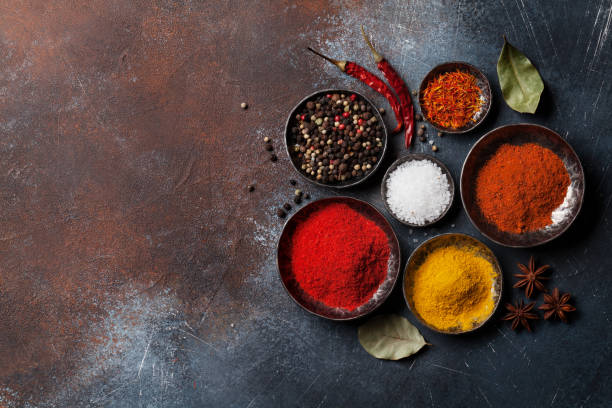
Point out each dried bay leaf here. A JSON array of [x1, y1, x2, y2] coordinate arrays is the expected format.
[[358, 314, 427, 360], [497, 36, 544, 113]]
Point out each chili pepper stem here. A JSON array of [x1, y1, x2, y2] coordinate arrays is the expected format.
[[361, 26, 383, 63], [307, 47, 347, 71]]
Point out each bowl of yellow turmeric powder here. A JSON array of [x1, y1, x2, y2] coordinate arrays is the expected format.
[[403, 233, 502, 334]]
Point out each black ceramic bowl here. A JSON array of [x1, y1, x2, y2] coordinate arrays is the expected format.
[[381, 153, 455, 227], [284, 89, 388, 189], [461, 124, 585, 248], [277, 196, 401, 320], [418, 61, 492, 134], [403, 233, 503, 334]]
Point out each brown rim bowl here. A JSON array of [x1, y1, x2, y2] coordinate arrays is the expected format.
[[418, 61, 492, 134], [381, 153, 455, 227], [403, 233, 503, 334], [277, 196, 401, 320], [461, 123, 585, 248], [284, 89, 388, 189]]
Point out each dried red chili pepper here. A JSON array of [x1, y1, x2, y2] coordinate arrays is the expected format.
[[307, 47, 403, 133], [361, 27, 414, 148]]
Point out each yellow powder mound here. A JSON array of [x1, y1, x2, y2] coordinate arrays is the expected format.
[[410, 246, 496, 331]]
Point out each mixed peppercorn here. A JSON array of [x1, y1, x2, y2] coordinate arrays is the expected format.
[[289, 93, 385, 185], [276, 183, 311, 218]]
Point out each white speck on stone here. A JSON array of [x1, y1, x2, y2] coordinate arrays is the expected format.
[[252, 219, 278, 249], [385, 159, 452, 225]]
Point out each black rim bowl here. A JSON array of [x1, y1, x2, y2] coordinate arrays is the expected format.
[[461, 123, 585, 248], [403, 233, 503, 334], [277, 196, 401, 320], [381, 153, 455, 227], [418, 61, 492, 134], [284, 89, 388, 189]]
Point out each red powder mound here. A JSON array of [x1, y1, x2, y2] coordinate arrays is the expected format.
[[475, 143, 571, 233], [289, 203, 390, 311]]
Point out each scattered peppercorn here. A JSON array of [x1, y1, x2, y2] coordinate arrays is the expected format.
[[420, 124, 426, 130], [265, 143, 273, 151], [432, 145, 438, 152], [294, 195, 302, 204], [379, 107, 385, 114], [412, 90, 418, 96], [289, 179, 297, 185], [415, 113, 423, 121], [295, 189, 302, 196], [417, 128, 424, 137], [276, 208, 286, 218], [270, 154, 277, 162], [419, 136, 426, 142], [283, 203, 292, 211], [240, 102, 248, 109], [247, 184, 255, 192]]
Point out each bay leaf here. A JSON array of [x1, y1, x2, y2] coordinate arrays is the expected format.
[[358, 314, 427, 360], [497, 36, 544, 113]]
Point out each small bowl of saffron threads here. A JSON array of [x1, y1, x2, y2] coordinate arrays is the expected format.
[[418, 62, 492, 134], [403, 233, 503, 335], [276, 196, 401, 320]]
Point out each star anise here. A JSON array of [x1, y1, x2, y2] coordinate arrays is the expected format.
[[514, 256, 550, 298], [502, 300, 539, 332], [538, 288, 576, 323]]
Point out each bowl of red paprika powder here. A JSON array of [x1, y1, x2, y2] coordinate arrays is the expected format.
[[461, 124, 585, 247], [277, 196, 401, 320]]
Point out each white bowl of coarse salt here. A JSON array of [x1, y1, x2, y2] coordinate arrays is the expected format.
[[381, 154, 455, 227]]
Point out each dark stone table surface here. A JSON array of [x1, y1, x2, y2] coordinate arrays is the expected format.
[[0, 1, 611, 407]]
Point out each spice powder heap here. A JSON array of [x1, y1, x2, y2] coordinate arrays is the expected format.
[[409, 245, 496, 331], [421, 70, 483, 129], [289, 202, 390, 311], [475, 143, 570, 233], [385, 159, 451, 225]]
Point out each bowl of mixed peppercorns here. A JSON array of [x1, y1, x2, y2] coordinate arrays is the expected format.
[[285, 89, 388, 188]]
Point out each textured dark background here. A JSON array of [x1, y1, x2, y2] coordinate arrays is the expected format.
[[0, 0, 611, 407]]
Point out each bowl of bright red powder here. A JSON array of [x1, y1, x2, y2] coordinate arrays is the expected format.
[[461, 124, 585, 247], [277, 196, 401, 320]]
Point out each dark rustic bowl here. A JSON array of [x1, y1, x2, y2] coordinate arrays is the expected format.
[[461, 124, 585, 248], [284, 89, 388, 189], [277, 196, 401, 320], [403, 233, 503, 334], [381, 153, 455, 227], [418, 62, 492, 134]]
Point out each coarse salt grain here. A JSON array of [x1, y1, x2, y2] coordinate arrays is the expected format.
[[386, 159, 452, 225]]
